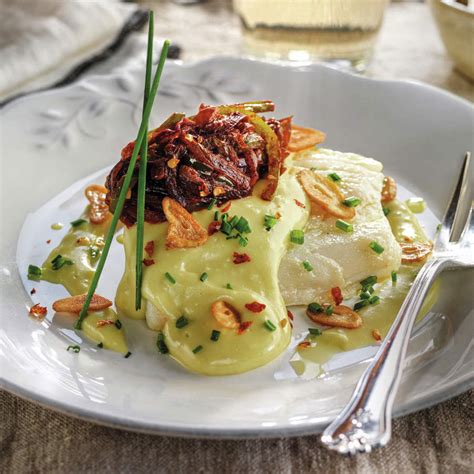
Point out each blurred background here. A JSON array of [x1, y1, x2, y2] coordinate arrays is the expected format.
[[0, 0, 472, 104]]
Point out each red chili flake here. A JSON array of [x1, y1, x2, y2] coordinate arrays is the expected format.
[[331, 287, 343, 305], [208, 221, 221, 236], [233, 252, 251, 264], [372, 329, 382, 342], [238, 321, 253, 334], [30, 288, 36, 295], [245, 301, 266, 313], [46, 239, 52, 244], [29, 303, 47, 319], [144, 240, 154, 257], [96, 320, 115, 328], [298, 341, 311, 349], [220, 201, 232, 213], [143, 259, 155, 267], [294, 199, 306, 209], [287, 310, 294, 321]]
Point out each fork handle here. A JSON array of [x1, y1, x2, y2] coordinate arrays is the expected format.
[[321, 257, 449, 454]]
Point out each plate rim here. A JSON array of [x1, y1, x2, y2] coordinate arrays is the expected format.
[[1, 56, 473, 438]]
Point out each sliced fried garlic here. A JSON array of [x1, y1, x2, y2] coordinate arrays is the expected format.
[[162, 197, 208, 249], [52, 293, 112, 314], [211, 300, 241, 329], [288, 125, 326, 153], [381, 176, 397, 202], [297, 169, 356, 220], [400, 241, 433, 263], [306, 304, 362, 329], [85, 184, 111, 224]]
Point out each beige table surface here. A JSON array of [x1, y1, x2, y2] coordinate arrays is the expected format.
[[1, 1, 473, 473]]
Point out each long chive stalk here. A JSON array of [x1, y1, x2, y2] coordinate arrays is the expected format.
[[75, 36, 170, 330], [135, 11, 154, 311]]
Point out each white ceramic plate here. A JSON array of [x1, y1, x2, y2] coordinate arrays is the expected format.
[[1, 58, 473, 438]]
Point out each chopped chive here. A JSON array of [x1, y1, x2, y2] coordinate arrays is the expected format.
[[192, 345, 203, 354], [436, 223, 441, 232], [124, 351, 132, 358], [238, 236, 248, 247], [308, 328, 322, 336], [165, 272, 176, 284], [70, 218, 87, 227], [207, 198, 217, 210], [157, 331, 169, 354], [27, 264, 42, 281], [290, 229, 304, 245], [391, 271, 397, 283], [325, 305, 334, 315], [369, 295, 380, 305], [383, 207, 391, 216], [135, 11, 155, 312], [328, 172, 341, 182], [97, 342, 103, 348], [74, 36, 171, 330], [213, 210, 219, 221], [342, 197, 361, 208], [115, 319, 122, 329], [220, 221, 233, 235], [335, 219, 353, 233], [264, 320, 276, 332], [67, 345, 80, 353], [308, 302, 323, 313], [226, 283, 233, 289], [176, 315, 189, 328], [302, 260, 313, 272], [229, 215, 239, 228], [354, 300, 369, 311], [235, 216, 251, 234], [210, 330, 221, 342], [264, 214, 277, 231], [360, 275, 377, 287], [199, 272, 208, 282], [368, 286, 375, 294], [51, 255, 74, 270], [369, 241, 385, 254], [360, 292, 371, 300]]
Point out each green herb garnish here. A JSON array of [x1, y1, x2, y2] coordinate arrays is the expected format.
[[308, 328, 322, 336], [135, 12, 155, 312], [391, 271, 397, 283], [369, 241, 385, 254], [308, 302, 323, 313], [207, 198, 217, 210], [192, 345, 203, 354], [70, 218, 87, 227], [176, 315, 189, 328], [157, 331, 169, 354], [360, 292, 371, 300], [325, 305, 334, 315], [74, 28, 170, 330], [115, 320, 122, 330], [264, 320, 276, 332], [336, 219, 353, 233], [383, 207, 391, 216], [199, 272, 208, 282], [354, 300, 369, 311], [290, 229, 304, 245], [27, 264, 42, 281], [360, 275, 377, 287], [97, 342, 103, 349], [51, 255, 74, 270], [226, 283, 233, 289], [328, 172, 341, 182], [235, 216, 251, 234], [210, 330, 221, 342], [67, 345, 80, 353], [165, 272, 176, 284], [369, 295, 380, 305], [302, 260, 313, 272], [342, 197, 361, 208], [264, 214, 277, 231]]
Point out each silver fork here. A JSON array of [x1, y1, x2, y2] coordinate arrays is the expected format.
[[321, 152, 473, 455]]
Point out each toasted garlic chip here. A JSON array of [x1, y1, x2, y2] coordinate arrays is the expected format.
[[381, 176, 397, 202], [162, 197, 208, 249], [400, 241, 433, 263], [288, 125, 326, 153], [298, 170, 356, 220], [306, 304, 362, 329], [85, 184, 111, 224], [211, 300, 241, 329], [52, 293, 112, 314]]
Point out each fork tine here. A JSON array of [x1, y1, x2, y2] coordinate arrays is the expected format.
[[437, 152, 472, 247]]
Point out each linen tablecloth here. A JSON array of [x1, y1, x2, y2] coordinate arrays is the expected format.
[[1, 1, 473, 472]]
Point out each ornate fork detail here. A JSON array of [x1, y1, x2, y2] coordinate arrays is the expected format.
[[321, 152, 473, 454]]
